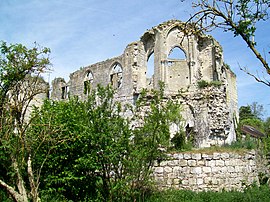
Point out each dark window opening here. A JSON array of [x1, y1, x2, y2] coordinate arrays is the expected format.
[[84, 71, 94, 95], [110, 63, 123, 89], [185, 124, 194, 141], [213, 70, 219, 81], [61, 86, 66, 99]]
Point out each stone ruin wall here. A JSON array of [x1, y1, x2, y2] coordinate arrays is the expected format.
[[51, 20, 238, 148], [153, 150, 259, 191]]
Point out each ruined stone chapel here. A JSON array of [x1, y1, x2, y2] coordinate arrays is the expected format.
[[51, 20, 238, 148]]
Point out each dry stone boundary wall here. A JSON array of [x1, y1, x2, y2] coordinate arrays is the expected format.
[[153, 150, 259, 191]]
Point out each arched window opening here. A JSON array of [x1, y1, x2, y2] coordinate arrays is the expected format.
[[213, 69, 219, 81], [84, 71, 94, 95], [168, 47, 186, 60], [110, 63, 123, 89], [146, 52, 154, 85], [61, 86, 66, 99]]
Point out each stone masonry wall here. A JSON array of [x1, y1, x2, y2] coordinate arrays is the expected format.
[[153, 151, 259, 191], [51, 20, 238, 148]]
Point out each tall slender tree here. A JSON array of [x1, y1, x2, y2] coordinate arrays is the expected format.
[[0, 41, 51, 202]]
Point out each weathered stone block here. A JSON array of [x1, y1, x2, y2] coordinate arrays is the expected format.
[[197, 178, 204, 185], [181, 167, 190, 173], [160, 161, 167, 166], [168, 160, 179, 166], [189, 178, 196, 185], [211, 166, 220, 173], [173, 153, 183, 159], [192, 153, 202, 160], [202, 154, 212, 159], [173, 166, 181, 174], [202, 166, 211, 173], [216, 160, 225, 167], [179, 159, 188, 166], [221, 167, 227, 173], [235, 166, 242, 173], [197, 160, 205, 166], [182, 179, 189, 185], [155, 167, 164, 174], [227, 166, 234, 173], [249, 160, 256, 166], [173, 179, 180, 185], [168, 173, 175, 179], [187, 160, 197, 167], [205, 160, 215, 167], [164, 166, 173, 173], [220, 153, 229, 159], [184, 153, 191, 159], [191, 167, 202, 175], [224, 160, 231, 166], [213, 152, 221, 159], [167, 178, 173, 185]]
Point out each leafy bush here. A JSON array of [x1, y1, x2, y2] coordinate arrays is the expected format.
[[197, 80, 222, 89], [30, 83, 183, 202], [171, 131, 193, 151], [197, 80, 209, 88]]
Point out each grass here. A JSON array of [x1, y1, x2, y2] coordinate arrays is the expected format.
[[169, 138, 258, 155], [145, 185, 270, 202]]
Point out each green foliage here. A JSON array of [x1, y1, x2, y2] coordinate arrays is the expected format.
[[262, 117, 270, 156], [0, 41, 50, 108], [264, 117, 270, 136], [224, 63, 231, 70], [171, 131, 193, 151], [224, 138, 257, 150], [31, 82, 183, 201], [0, 41, 51, 202], [0, 189, 13, 202], [237, 103, 265, 141], [239, 105, 256, 121], [197, 80, 222, 89], [197, 80, 209, 88], [145, 184, 270, 202]]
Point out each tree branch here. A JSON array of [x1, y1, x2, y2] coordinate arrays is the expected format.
[[0, 179, 27, 202]]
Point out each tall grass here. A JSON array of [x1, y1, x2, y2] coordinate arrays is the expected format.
[[145, 185, 270, 202]]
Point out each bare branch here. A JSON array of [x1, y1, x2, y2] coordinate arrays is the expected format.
[[240, 66, 270, 86], [187, 0, 270, 87]]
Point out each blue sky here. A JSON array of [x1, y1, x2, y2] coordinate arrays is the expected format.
[[1, 0, 270, 117]]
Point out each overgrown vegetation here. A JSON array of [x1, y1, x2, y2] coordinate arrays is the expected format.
[[0, 43, 184, 202], [0, 41, 51, 202], [197, 80, 222, 89], [1, 41, 270, 201], [145, 184, 270, 202], [29, 83, 184, 201]]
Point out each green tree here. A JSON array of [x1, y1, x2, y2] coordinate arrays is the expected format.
[[0, 41, 51, 202], [264, 117, 270, 135], [239, 105, 256, 121], [249, 102, 265, 119], [31, 83, 183, 201], [186, 0, 270, 86]]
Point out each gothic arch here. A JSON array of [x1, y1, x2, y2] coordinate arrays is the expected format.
[[84, 70, 94, 95], [168, 46, 186, 60], [110, 62, 123, 89]]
